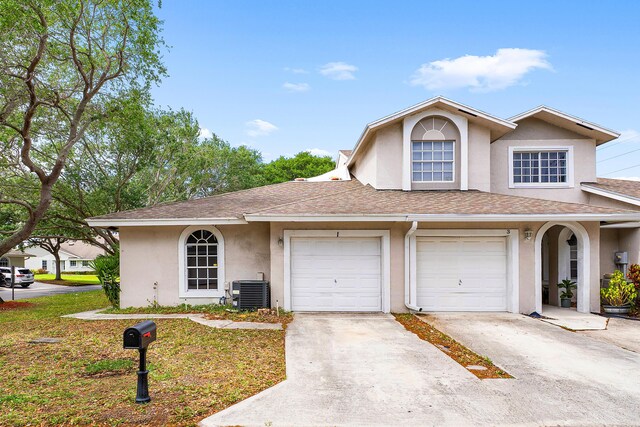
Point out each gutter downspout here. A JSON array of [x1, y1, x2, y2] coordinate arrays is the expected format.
[[404, 221, 423, 312]]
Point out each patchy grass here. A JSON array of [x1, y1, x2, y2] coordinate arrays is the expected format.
[[0, 291, 286, 426], [394, 313, 512, 379], [34, 274, 100, 286], [104, 303, 293, 326]]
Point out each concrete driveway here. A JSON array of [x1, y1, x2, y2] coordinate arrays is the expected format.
[[0, 281, 101, 300], [201, 312, 640, 427]]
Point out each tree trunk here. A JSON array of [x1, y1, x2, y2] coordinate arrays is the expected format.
[[54, 251, 62, 281]]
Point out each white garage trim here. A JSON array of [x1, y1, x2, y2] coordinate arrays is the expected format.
[[408, 229, 519, 313], [283, 230, 391, 313]]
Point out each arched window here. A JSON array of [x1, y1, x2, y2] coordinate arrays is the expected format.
[[186, 230, 219, 290], [179, 226, 225, 297], [411, 116, 459, 183], [0, 257, 8, 267]]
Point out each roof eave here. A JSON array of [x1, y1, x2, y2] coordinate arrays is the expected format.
[[581, 184, 640, 207], [509, 105, 620, 145], [86, 217, 248, 227], [243, 213, 640, 222]]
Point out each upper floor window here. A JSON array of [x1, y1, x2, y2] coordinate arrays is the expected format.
[[411, 116, 459, 184], [412, 141, 455, 182], [509, 146, 573, 188]]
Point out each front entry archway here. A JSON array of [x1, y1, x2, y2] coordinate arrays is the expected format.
[[534, 222, 591, 314]]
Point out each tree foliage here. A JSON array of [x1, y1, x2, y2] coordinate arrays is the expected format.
[[0, 0, 165, 256], [260, 151, 336, 185]]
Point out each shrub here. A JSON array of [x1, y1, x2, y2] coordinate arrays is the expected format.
[[91, 253, 120, 308], [601, 270, 638, 307], [35, 268, 48, 275], [557, 279, 577, 299]]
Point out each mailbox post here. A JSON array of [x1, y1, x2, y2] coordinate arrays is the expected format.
[[123, 320, 156, 404]]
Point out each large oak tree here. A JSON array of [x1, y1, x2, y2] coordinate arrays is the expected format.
[[0, 0, 165, 256]]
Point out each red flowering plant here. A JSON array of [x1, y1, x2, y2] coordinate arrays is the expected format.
[[626, 264, 640, 310]]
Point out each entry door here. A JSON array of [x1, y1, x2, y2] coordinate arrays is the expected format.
[[290, 237, 382, 311], [416, 236, 507, 311]]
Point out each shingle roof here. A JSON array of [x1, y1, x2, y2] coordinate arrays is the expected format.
[[89, 178, 639, 223], [582, 178, 640, 204]]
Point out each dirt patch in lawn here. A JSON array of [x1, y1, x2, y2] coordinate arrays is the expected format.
[[35, 279, 95, 286], [205, 308, 293, 327], [105, 304, 294, 327], [394, 313, 512, 379], [0, 301, 34, 311]]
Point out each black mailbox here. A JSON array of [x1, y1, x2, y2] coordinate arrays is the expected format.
[[123, 320, 156, 349]]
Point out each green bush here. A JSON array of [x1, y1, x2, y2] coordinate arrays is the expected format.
[[90, 253, 120, 308], [601, 270, 638, 307]]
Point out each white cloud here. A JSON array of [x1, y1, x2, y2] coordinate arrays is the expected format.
[[284, 67, 309, 74], [306, 148, 332, 157], [320, 62, 358, 80], [617, 129, 640, 143], [245, 119, 278, 137], [283, 82, 310, 92], [410, 48, 552, 92], [198, 127, 213, 140]]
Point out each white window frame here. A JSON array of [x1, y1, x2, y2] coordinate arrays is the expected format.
[[42, 260, 47, 270], [411, 140, 456, 183], [178, 225, 225, 298], [0, 257, 8, 267], [69, 260, 77, 267], [508, 146, 574, 189]]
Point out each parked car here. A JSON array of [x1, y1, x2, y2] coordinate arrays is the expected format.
[[0, 267, 34, 288]]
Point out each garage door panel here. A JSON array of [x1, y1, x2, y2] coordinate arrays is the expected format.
[[416, 236, 508, 311], [290, 237, 382, 312]]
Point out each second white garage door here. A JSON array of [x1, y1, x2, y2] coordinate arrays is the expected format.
[[416, 236, 508, 311], [290, 237, 382, 311]]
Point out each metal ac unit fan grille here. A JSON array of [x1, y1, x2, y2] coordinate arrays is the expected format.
[[233, 280, 270, 310]]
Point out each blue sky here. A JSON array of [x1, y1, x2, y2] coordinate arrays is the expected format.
[[151, 1, 640, 178]]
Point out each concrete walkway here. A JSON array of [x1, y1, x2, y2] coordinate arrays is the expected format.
[[63, 309, 282, 330], [540, 305, 608, 330], [201, 312, 640, 427]]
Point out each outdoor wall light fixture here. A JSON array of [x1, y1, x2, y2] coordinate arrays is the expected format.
[[277, 237, 284, 248], [524, 229, 533, 241]]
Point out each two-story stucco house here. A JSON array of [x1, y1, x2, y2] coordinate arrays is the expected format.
[[87, 97, 640, 315]]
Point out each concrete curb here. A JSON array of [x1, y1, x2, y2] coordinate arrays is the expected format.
[[62, 309, 282, 330]]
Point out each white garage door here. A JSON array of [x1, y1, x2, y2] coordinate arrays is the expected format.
[[290, 237, 382, 311], [416, 236, 507, 311]]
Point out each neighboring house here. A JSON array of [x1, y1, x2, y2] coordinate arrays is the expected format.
[[25, 241, 105, 274], [0, 250, 35, 269], [87, 97, 640, 315]]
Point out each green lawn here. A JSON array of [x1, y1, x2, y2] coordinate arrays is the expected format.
[[34, 273, 101, 286], [0, 291, 286, 426]]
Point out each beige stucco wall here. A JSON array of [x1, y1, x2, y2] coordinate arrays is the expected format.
[[600, 228, 619, 275], [468, 123, 491, 191], [375, 123, 403, 189], [118, 220, 602, 313], [351, 138, 378, 188], [119, 223, 271, 308], [491, 118, 596, 204]]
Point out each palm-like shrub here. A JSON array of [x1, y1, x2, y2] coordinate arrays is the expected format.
[[91, 253, 120, 308]]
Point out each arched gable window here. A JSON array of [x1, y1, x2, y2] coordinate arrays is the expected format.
[[179, 226, 225, 297], [410, 116, 460, 183]]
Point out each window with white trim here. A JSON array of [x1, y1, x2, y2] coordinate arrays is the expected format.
[[510, 147, 572, 187], [412, 141, 455, 182], [185, 229, 219, 290], [82, 260, 90, 267], [0, 257, 8, 267], [42, 260, 47, 269], [69, 260, 77, 267]]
